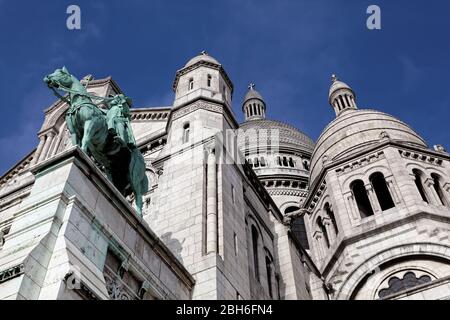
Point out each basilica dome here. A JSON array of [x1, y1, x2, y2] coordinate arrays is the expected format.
[[309, 107, 427, 187], [239, 119, 315, 152]]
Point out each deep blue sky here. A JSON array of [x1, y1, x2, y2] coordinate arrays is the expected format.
[[0, 0, 449, 174]]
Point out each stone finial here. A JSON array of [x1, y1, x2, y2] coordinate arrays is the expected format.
[[200, 50, 208, 55], [248, 83, 255, 90], [434, 144, 446, 152], [331, 74, 338, 82]]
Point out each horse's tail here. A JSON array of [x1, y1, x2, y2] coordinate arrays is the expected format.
[[129, 148, 149, 194]]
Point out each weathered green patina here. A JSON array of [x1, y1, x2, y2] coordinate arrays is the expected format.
[[43, 67, 148, 215]]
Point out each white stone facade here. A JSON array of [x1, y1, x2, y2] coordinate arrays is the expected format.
[[0, 54, 449, 300]]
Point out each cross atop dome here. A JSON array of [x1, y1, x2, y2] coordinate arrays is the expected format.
[[248, 83, 255, 90], [200, 50, 208, 55], [331, 74, 338, 82]]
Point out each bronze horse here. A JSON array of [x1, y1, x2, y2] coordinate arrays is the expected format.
[[44, 67, 148, 214]]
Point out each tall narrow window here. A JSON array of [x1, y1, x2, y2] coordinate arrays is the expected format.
[[303, 160, 310, 171], [207, 74, 212, 87], [277, 156, 282, 166], [233, 232, 238, 256], [282, 157, 288, 167], [324, 203, 339, 236], [351, 180, 374, 218], [432, 173, 447, 206], [182, 123, 190, 143], [231, 185, 235, 204], [317, 217, 330, 248], [188, 78, 194, 91], [413, 169, 429, 203], [370, 172, 395, 211], [251, 225, 260, 281], [260, 157, 266, 167], [266, 256, 273, 298], [288, 157, 295, 167]]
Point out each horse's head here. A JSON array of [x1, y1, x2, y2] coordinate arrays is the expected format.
[[43, 66, 73, 89]]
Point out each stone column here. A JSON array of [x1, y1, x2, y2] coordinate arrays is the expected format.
[[322, 217, 336, 243], [365, 183, 382, 214], [206, 146, 217, 254], [38, 132, 55, 162], [442, 183, 450, 206], [32, 135, 46, 165], [344, 191, 360, 221], [424, 178, 442, 206], [385, 176, 401, 205], [313, 231, 325, 263]]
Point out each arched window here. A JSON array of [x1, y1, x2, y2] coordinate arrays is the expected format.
[[265, 256, 273, 298], [317, 217, 330, 248], [303, 160, 310, 171], [431, 173, 447, 206], [207, 74, 212, 87], [182, 123, 190, 143], [288, 157, 295, 167], [351, 180, 374, 218], [285, 206, 309, 249], [324, 203, 339, 236], [260, 157, 266, 167], [254, 157, 260, 168], [378, 272, 432, 299], [413, 169, 428, 203], [251, 225, 260, 281], [370, 172, 395, 211], [188, 78, 194, 91]]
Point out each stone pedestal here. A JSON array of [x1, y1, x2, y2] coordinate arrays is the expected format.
[[0, 147, 193, 300]]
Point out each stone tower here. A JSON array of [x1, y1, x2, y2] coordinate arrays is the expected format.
[[302, 75, 450, 300], [238, 85, 315, 251], [141, 52, 314, 300]]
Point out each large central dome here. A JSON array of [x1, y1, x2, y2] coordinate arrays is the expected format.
[[239, 119, 315, 152]]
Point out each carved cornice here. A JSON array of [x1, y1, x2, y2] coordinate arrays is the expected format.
[[307, 180, 327, 211], [266, 188, 308, 197], [0, 152, 34, 188], [130, 108, 171, 121], [398, 149, 444, 166], [335, 151, 385, 176]]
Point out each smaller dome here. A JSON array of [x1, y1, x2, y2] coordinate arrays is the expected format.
[[185, 51, 220, 67], [329, 74, 354, 102], [309, 109, 427, 186], [244, 84, 264, 103]]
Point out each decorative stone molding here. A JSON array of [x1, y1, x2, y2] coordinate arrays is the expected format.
[[266, 188, 308, 197], [0, 154, 34, 188], [399, 149, 444, 166], [335, 151, 385, 176], [172, 101, 223, 120], [104, 265, 139, 300], [308, 180, 327, 211], [130, 110, 170, 121], [0, 264, 24, 284]]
